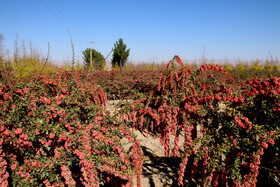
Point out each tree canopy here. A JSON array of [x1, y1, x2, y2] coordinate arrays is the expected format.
[[112, 38, 130, 69], [82, 48, 105, 70]]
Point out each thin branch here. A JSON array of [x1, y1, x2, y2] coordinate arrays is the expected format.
[[268, 51, 274, 64], [68, 29, 75, 70], [35, 41, 50, 84], [105, 48, 113, 61]]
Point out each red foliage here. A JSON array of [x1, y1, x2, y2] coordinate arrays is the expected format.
[[0, 69, 143, 186], [125, 56, 280, 186]]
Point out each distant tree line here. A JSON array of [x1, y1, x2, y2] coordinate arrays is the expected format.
[[82, 38, 130, 70]]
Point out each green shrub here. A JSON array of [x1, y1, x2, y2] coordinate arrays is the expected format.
[[251, 60, 264, 71], [235, 61, 247, 71]]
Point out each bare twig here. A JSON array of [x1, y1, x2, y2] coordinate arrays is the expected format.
[[268, 51, 276, 70], [68, 30, 75, 70], [105, 48, 113, 61], [34, 42, 50, 84], [40, 41, 50, 74]]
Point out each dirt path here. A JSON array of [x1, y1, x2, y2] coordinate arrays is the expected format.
[[106, 100, 184, 187], [129, 130, 182, 187]]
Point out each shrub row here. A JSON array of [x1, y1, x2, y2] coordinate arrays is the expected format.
[[0, 70, 142, 186], [124, 56, 280, 186]]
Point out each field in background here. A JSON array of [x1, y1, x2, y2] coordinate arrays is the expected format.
[[0, 35, 279, 80]]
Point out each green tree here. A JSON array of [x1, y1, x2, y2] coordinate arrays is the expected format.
[[112, 38, 130, 69], [82, 48, 105, 70]]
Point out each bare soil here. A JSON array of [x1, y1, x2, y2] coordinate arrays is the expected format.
[[106, 100, 184, 187]]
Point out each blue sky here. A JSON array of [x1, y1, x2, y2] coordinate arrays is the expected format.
[[1, 0, 280, 64]]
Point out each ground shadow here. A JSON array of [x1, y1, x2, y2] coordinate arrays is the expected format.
[[141, 146, 182, 187]]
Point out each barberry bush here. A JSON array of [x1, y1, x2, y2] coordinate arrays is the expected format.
[[0, 69, 143, 186], [128, 56, 280, 186], [82, 70, 160, 100], [1, 55, 279, 187]]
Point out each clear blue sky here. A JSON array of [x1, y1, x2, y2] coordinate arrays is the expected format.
[[1, 0, 280, 64]]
